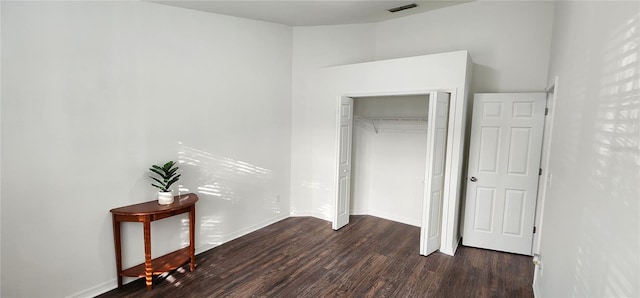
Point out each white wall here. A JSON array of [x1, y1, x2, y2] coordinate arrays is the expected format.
[[0, 2, 3, 292], [353, 95, 429, 118], [535, 1, 640, 297], [0, 2, 292, 297], [375, 0, 555, 93], [290, 24, 376, 216], [352, 130, 427, 226], [351, 125, 371, 215], [351, 96, 428, 226], [290, 1, 554, 96]]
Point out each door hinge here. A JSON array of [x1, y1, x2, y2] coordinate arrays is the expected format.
[[539, 168, 542, 175], [533, 226, 537, 233], [545, 108, 549, 115]]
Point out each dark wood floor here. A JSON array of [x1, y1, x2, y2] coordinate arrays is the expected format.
[[99, 216, 534, 297]]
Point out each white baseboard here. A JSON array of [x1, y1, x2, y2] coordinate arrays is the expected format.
[[288, 209, 315, 217], [369, 210, 421, 227], [451, 237, 460, 255], [70, 213, 290, 298], [195, 213, 289, 254], [350, 209, 368, 215], [532, 263, 542, 298], [438, 236, 459, 256], [289, 210, 331, 222], [533, 279, 541, 297], [66, 279, 117, 298]]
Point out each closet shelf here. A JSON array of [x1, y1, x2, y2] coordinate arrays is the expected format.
[[354, 117, 428, 134]]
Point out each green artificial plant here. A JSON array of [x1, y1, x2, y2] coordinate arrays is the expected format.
[[149, 161, 181, 192]]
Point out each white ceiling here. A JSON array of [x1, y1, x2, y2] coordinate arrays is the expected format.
[[150, 1, 471, 26]]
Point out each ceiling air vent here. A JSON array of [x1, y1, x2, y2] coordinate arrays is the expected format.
[[388, 3, 418, 13]]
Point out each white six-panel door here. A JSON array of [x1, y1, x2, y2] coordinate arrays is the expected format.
[[420, 92, 450, 256], [463, 93, 545, 255], [333, 96, 353, 230]]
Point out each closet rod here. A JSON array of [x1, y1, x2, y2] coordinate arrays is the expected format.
[[354, 117, 428, 134]]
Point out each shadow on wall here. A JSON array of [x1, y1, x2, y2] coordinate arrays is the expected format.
[[174, 142, 282, 248], [471, 64, 500, 93], [565, 12, 639, 297]]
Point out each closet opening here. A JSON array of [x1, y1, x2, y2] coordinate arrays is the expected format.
[[351, 95, 429, 226], [334, 91, 451, 256]]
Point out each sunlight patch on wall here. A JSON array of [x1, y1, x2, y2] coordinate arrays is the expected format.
[[580, 11, 640, 298], [175, 142, 283, 247], [177, 142, 273, 202]]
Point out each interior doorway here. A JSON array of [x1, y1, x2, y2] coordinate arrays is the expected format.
[[462, 92, 546, 255], [334, 91, 451, 256]]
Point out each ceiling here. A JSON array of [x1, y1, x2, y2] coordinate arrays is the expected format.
[[150, 1, 472, 26]]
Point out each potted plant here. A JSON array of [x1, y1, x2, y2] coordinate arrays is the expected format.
[[149, 161, 181, 205]]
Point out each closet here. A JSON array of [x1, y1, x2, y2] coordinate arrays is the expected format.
[[336, 91, 450, 255], [322, 51, 472, 256], [350, 95, 430, 227]]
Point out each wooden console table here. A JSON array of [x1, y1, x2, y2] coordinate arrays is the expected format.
[[110, 193, 198, 290]]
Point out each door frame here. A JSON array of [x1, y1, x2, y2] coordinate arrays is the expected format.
[[532, 76, 559, 255], [462, 92, 546, 255], [333, 89, 458, 255]]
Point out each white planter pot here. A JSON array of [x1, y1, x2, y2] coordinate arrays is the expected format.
[[157, 191, 174, 205]]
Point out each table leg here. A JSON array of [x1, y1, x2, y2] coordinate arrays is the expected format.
[[143, 218, 152, 290], [189, 205, 196, 271], [112, 214, 123, 288]]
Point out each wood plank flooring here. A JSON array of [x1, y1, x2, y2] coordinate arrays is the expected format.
[[99, 216, 534, 297]]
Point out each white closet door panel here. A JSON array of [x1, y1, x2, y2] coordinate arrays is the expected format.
[[334, 97, 353, 230], [420, 92, 450, 256]]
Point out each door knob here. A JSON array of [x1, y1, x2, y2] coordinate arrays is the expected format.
[[470, 177, 477, 182], [343, 169, 348, 173]]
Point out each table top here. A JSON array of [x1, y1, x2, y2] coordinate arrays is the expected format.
[[110, 193, 199, 216]]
